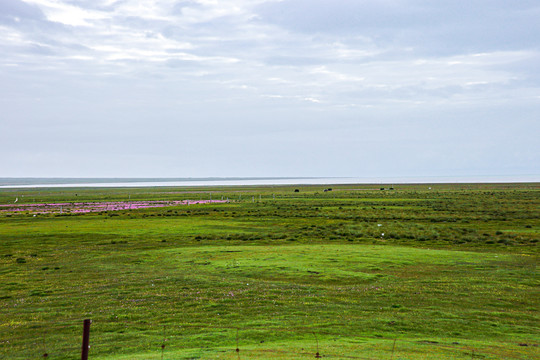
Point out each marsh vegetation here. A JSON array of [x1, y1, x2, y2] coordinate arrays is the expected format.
[[0, 183, 538, 359]]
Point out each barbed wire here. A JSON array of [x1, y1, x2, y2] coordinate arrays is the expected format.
[[2, 318, 534, 359]]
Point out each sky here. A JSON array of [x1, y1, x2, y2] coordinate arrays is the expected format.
[[1, 0, 539, 179]]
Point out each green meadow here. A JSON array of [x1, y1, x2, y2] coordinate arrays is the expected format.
[[0, 183, 538, 359]]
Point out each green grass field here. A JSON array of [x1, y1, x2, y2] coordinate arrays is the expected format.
[[0, 183, 538, 359]]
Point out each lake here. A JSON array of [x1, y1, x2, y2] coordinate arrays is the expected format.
[[0, 175, 537, 188]]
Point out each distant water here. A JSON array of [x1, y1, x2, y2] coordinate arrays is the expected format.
[[0, 175, 538, 188]]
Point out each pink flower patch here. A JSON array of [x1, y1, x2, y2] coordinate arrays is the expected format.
[[0, 200, 228, 214]]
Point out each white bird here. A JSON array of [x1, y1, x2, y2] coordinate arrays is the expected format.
[[14, 197, 18, 203]]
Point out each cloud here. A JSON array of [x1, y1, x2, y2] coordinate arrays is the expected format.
[[256, 0, 540, 54], [0, 0, 538, 177], [0, 0, 45, 22]]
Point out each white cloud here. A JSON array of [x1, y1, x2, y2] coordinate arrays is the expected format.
[[24, 0, 107, 26], [0, 0, 538, 177]]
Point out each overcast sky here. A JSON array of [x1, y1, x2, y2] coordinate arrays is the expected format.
[[1, 0, 539, 178]]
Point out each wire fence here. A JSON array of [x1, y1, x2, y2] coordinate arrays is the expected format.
[[3, 319, 533, 360]]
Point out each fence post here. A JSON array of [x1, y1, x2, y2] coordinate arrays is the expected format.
[[42, 335, 48, 358], [161, 325, 167, 360], [390, 338, 397, 360], [81, 319, 91, 360], [313, 333, 321, 358]]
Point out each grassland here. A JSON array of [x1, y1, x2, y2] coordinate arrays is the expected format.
[[0, 183, 538, 359]]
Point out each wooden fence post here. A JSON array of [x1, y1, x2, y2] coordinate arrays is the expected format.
[[81, 319, 91, 360], [390, 338, 397, 360], [313, 333, 321, 358]]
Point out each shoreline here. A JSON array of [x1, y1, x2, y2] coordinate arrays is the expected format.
[[0, 175, 539, 189]]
